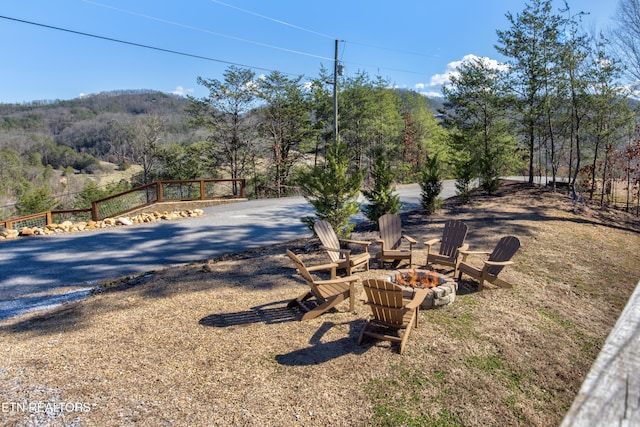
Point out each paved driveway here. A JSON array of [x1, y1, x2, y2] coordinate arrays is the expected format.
[[0, 182, 457, 320]]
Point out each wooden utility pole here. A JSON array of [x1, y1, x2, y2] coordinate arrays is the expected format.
[[333, 39, 339, 144]]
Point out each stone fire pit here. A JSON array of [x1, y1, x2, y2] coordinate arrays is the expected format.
[[378, 269, 458, 309]]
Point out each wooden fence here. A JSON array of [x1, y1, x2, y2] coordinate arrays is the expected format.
[[560, 281, 640, 426], [0, 179, 246, 230]]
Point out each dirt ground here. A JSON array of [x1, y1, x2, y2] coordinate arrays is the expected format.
[[1, 181, 639, 426]]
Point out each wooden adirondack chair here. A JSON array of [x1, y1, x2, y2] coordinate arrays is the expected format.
[[424, 220, 469, 276], [314, 220, 371, 276], [457, 236, 521, 291], [377, 214, 417, 268], [358, 278, 428, 355], [286, 249, 357, 321]]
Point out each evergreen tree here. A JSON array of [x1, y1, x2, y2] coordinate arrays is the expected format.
[[361, 147, 400, 223], [73, 180, 130, 209], [257, 71, 313, 197], [419, 154, 442, 214], [453, 153, 475, 204], [299, 140, 363, 239], [15, 184, 57, 216], [496, 0, 562, 184], [442, 56, 516, 194], [187, 66, 258, 196]]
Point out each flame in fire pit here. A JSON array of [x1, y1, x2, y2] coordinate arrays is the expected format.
[[395, 269, 441, 288]]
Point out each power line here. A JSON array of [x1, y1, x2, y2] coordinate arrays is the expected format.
[[205, 1, 439, 66], [81, 0, 432, 80], [81, 0, 334, 61], [0, 14, 284, 74], [208, 0, 336, 40]]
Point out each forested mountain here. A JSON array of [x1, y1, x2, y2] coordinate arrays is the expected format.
[[0, 90, 208, 218], [0, 90, 196, 168]]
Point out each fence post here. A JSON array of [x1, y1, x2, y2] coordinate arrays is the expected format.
[[240, 179, 246, 198], [200, 180, 206, 200], [46, 211, 52, 226], [91, 201, 99, 221], [157, 181, 163, 203]]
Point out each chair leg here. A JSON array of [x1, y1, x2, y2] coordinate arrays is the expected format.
[[358, 319, 372, 345], [490, 277, 513, 289], [348, 282, 355, 312], [399, 317, 415, 355], [300, 294, 346, 321], [287, 290, 313, 308]]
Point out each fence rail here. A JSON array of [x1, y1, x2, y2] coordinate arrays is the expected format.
[[0, 178, 245, 230]]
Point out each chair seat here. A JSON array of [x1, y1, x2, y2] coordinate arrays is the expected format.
[[426, 252, 456, 264], [378, 249, 411, 259], [341, 252, 371, 266]]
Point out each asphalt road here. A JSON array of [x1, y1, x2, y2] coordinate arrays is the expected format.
[[0, 181, 458, 320]]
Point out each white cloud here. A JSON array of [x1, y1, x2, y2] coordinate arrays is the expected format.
[[171, 86, 194, 96], [415, 54, 507, 97]]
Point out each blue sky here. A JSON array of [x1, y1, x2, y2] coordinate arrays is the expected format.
[[0, 0, 619, 104]]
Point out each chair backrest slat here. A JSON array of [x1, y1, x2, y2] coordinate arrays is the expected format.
[[378, 214, 402, 250], [286, 249, 312, 281], [314, 220, 341, 263]]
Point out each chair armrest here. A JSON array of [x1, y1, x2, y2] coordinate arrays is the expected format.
[[459, 250, 490, 262], [405, 288, 429, 309], [403, 235, 417, 245], [340, 239, 371, 253], [458, 243, 469, 252], [319, 245, 350, 255], [315, 276, 359, 286], [307, 262, 338, 271], [484, 260, 514, 267], [306, 262, 340, 273], [424, 238, 441, 248], [459, 250, 491, 256], [340, 239, 372, 247]]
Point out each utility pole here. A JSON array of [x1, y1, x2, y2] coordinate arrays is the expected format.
[[333, 39, 339, 145]]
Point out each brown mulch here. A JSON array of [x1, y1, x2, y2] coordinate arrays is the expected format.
[[1, 181, 639, 426]]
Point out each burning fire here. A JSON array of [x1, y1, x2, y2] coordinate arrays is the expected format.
[[395, 269, 441, 289]]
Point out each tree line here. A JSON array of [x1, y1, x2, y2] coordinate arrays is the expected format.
[[2, 0, 640, 227]]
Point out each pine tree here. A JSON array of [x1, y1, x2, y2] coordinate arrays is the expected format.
[[419, 154, 442, 214], [299, 140, 363, 239], [361, 147, 400, 224]]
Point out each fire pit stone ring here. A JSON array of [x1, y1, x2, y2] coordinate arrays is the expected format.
[[378, 269, 458, 309]]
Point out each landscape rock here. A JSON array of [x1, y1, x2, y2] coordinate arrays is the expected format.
[[1, 209, 204, 240], [116, 217, 134, 226]]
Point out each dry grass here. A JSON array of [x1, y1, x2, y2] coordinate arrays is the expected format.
[[1, 181, 639, 426]]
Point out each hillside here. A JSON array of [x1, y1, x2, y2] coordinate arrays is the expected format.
[[0, 90, 201, 218]]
